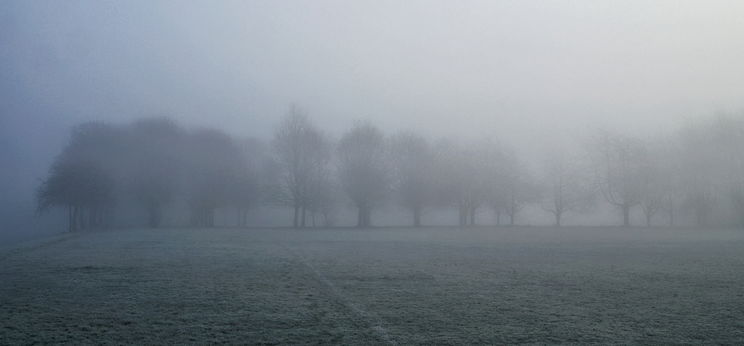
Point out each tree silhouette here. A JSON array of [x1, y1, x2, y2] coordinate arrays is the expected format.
[[337, 123, 388, 228]]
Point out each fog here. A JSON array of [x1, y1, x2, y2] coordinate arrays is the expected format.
[[3, 1, 744, 242]]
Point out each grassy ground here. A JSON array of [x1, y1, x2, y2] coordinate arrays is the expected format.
[[1, 226, 744, 344]]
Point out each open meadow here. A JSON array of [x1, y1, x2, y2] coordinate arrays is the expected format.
[[2, 226, 744, 344]]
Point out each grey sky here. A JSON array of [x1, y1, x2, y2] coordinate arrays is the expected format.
[[2, 0, 744, 220]]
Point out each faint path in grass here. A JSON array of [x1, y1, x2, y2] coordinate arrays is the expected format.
[[0, 231, 82, 262], [285, 245, 398, 345]]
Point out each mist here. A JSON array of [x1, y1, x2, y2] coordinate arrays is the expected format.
[[4, 1, 744, 241], [5, 1, 744, 343]]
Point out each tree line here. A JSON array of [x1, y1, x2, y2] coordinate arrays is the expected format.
[[37, 108, 744, 231]]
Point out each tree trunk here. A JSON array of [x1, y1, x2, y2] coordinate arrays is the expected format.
[[555, 212, 562, 227], [646, 212, 652, 227], [668, 207, 674, 227], [79, 207, 85, 230], [509, 195, 516, 226], [413, 205, 421, 227], [508, 206, 515, 226], [293, 205, 300, 228], [206, 208, 215, 227], [322, 209, 333, 228], [78, 208, 84, 230], [458, 204, 467, 227], [301, 206, 307, 228], [68, 205, 74, 232], [364, 207, 371, 227], [73, 206, 79, 231], [622, 204, 631, 227], [469, 206, 476, 226]]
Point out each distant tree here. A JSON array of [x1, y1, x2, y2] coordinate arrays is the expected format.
[[433, 140, 475, 226], [638, 161, 664, 227], [490, 191, 509, 226], [429, 139, 459, 222], [38, 118, 271, 231], [707, 116, 744, 227], [476, 138, 513, 226], [126, 117, 184, 228], [433, 138, 505, 227], [184, 129, 244, 227], [589, 131, 646, 226], [502, 156, 540, 226], [230, 138, 267, 227], [654, 138, 683, 226], [337, 123, 388, 227], [272, 105, 330, 228], [540, 148, 595, 226], [677, 121, 722, 227], [636, 139, 683, 227], [36, 123, 118, 231], [672, 115, 744, 227], [37, 159, 114, 232], [389, 131, 435, 227], [305, 166, 337, 227]]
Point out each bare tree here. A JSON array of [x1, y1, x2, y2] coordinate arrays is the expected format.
[[468, 139, 540, 227], [490, 192, 509, 226], [389, 131, 435, 227], [540, 149, 595, 226], [589, 131, 646, 226], [653, 138, 683, 227], [272, 105, 330, 228], [433, 140, 481, 226], [433, 138, 513, 227], [230, 138, 267, 227], [304, 136, 335, 228], [636, 138, 686, 227], [709, 116, 744, 227], [474, 138, 513, 226], [337, 123, 388, 227], [677, 120, 724, 227], [305, 166, 337, 227], [502, 158, 539, 226], [638, 158, 664, 227]]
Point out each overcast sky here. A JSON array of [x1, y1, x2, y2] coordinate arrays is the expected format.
[[2, 0, 744, 222]]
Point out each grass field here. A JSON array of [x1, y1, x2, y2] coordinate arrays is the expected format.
[[2, 226, 744, 344]]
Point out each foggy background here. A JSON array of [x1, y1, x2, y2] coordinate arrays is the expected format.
[[3, 1, 744, 244]]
